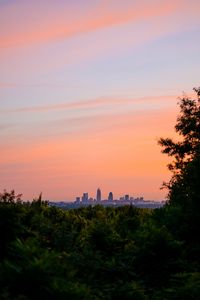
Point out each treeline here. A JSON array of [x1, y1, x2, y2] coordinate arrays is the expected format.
[[0, 87, 199, 299], [0, 189, 199, 300]]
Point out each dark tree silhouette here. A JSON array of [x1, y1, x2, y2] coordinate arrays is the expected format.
[[158, 87, 200, 203]]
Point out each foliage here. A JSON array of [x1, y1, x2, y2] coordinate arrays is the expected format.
[[158, 87, 200, 175], [0, 188, 198, 300]]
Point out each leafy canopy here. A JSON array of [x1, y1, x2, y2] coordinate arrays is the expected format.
[[158, 87, 200, 207], [158, 87, 200, 174]]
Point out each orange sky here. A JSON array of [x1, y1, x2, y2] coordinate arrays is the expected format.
[[0, 0, 200, 201], [1, 98, 179, 200]]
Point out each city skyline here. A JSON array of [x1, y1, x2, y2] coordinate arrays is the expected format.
[[0, 1, 200, 201], [76, 188, 143, 203], [53, 187, 164, 209]]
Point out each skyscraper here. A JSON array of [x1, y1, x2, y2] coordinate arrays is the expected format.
[[96, 188, 101, 202], [125, 194, 129, 201], [82, 193, 88, 203], [108, 192, 113, 201]]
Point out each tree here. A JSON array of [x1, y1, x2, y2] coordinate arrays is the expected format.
[[0, 190, 23, 204], [0, 191, 24, 259], [158, 87, 200, 205]]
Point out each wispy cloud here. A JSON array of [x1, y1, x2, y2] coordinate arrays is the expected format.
[[0, 1, 180, 48], [0, 83, 77, 89], [0, 122, 17, 132], [3, 95, 177, 114], [0, 83, 17, 88]]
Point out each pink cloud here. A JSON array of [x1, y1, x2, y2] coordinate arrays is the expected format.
[[3, 95, 177, 114], [0, 1, 180, 48]]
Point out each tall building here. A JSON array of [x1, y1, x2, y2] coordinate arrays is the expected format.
[[75, 197, 80, 203], [108, 192, 113, 201], [82, 193, 88, 203], [96, 188, 101, 202], [125, 194, 129, 201]]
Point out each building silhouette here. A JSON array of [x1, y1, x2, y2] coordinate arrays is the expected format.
[[82, 193, 88, 203], [125, 194, 129, 201], [75, 197, 80, 204], [96, 188, 101, 202], [108, 192, 113, 201]]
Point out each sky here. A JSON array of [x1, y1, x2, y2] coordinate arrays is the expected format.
[[0, 0, 200, 201]]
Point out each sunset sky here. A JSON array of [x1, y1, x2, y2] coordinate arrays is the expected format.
[[0, 0, 200, 201]]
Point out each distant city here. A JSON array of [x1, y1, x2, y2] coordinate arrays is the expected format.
[[49, 188, 165, 209]]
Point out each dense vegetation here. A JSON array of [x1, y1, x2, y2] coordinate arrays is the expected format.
[[0, 88, 199, 299]]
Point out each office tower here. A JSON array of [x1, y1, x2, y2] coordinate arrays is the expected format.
[[125, 194, 129, 201], [108, 192, 113, 201], [96, 188, 101, 202], [76, 197, 80, 203], [82, 193, 88, 203]]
